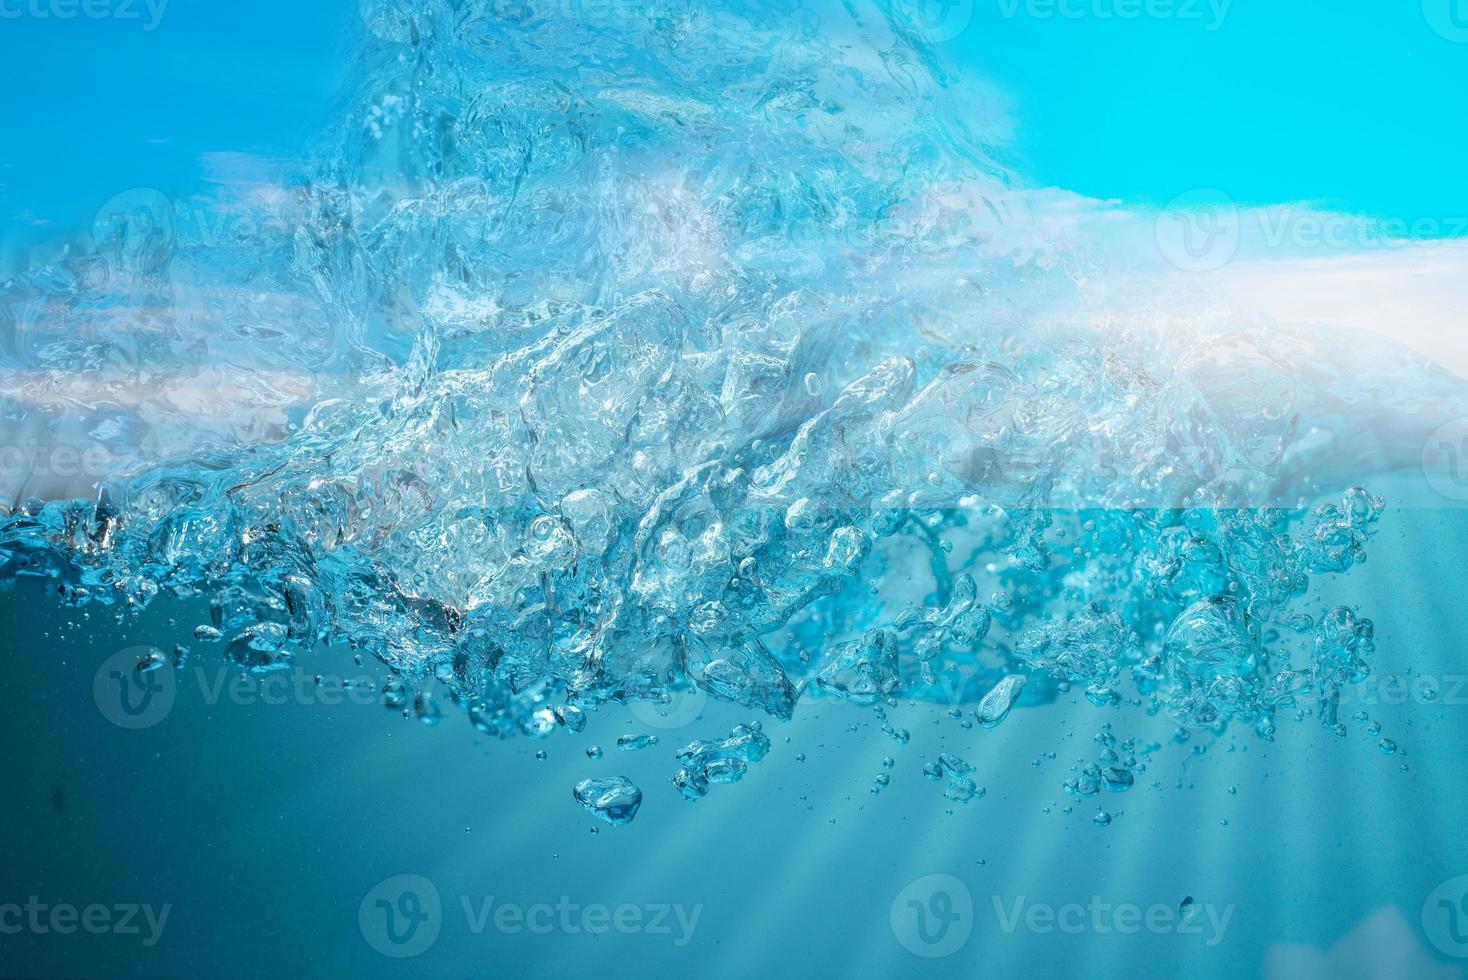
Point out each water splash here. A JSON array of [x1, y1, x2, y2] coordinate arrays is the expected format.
[[0, 0, 1453, 794]]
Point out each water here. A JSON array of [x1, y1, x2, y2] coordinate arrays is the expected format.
[[3, 1, 1468, 977], [573, 776, 644, 826]]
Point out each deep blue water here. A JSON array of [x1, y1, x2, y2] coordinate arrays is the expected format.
[[5, 488, 1468, 978]]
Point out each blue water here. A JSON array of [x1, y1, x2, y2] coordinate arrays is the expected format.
[[4, 2, 1468, 977]]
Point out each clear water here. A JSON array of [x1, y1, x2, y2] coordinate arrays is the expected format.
[[3, 2, 1467, 978]]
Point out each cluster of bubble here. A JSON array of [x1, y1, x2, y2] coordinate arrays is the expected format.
[[0, 0, 1438, 781], [672, 722, 771, 801], [922, 752, 985, 803], [1062, 725, 1149, 801]]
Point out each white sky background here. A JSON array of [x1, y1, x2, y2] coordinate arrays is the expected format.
[[1015, 186, 1468, 380]]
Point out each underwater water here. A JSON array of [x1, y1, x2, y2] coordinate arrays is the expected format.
[[3, 1, 1468, 977]]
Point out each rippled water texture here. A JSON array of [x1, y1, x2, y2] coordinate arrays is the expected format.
[[3, 0, 1465, 773]]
